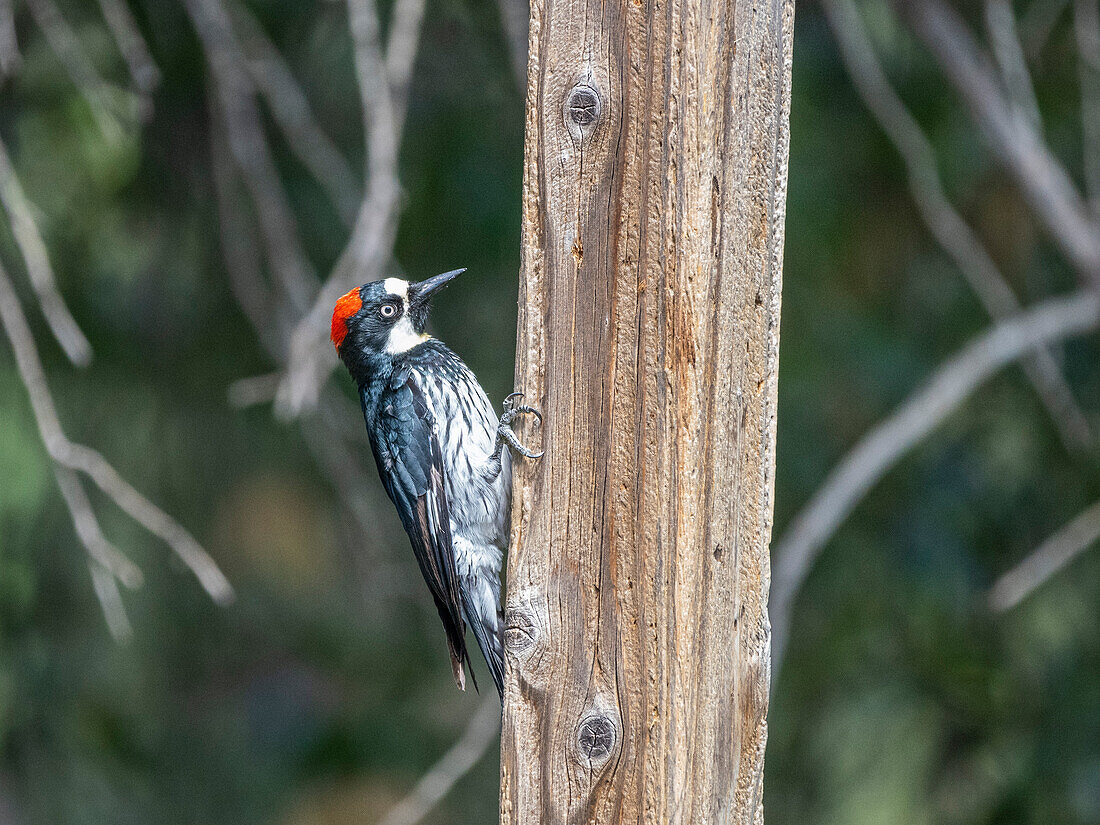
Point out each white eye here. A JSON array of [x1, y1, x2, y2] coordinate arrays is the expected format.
[[380, 304, 398, 319]]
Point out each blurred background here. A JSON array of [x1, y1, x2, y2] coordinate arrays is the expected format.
[[0, 0, 1097, 823]]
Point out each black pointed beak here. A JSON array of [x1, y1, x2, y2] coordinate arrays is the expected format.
[[410, 268, 465, 305]]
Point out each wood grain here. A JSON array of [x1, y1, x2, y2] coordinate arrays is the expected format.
[[501, 0, 794, 821]]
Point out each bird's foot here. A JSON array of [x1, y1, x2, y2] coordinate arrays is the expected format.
[[497, 393, 543, 460]]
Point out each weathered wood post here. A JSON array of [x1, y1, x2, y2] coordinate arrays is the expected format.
[[501, 0, 794, 821]]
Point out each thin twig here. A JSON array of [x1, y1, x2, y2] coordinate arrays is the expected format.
[[210, 108, 384, 553], [185, 0, 317, 313], [1021, 0, 1070, 58], [89, 560, 134, 641], [985, 0, 1042, 131], [274, 0, 417, 418], [95, 0, 160, 93], [227, 372, 281, 408], [207, 87, 289, 359], [0, 0, 20, 76], [24, 0, 140, 139], [231, 3, 362, 226], [384, 0, 428, 131], [0, 134, 93, 366], [375, 695, 500, 825], [0, 256, 234, 605], [770, 290, 1100, 672], [989, 499, 1100, 611], [53, 466, 143, 589], [902, 0, 1100, 288], [823, 0, 1092, 452], [1074, 0, 1100, 208]]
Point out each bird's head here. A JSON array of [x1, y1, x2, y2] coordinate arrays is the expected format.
[[331, 268, 464, 373]]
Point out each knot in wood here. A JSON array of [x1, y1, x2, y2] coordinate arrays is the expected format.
[[566, 85, 600, 126], [563, 83, 602, 144], [576, 712, 617, 763], [503, 605, 538, 655]]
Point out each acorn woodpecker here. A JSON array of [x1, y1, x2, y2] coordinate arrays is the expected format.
[[331, 268, 541, 696]]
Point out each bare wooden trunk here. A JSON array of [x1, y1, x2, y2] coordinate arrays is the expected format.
[[500, 0, 794, 821]]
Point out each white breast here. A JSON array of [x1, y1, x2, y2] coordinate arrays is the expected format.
[[412, 364, 510, 554]]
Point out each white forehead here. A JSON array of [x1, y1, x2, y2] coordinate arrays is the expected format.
[[383, 277, 409, 299]]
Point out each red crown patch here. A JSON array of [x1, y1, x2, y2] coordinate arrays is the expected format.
[[331, 287, 363, 349]]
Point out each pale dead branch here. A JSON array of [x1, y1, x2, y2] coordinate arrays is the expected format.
[[210, 106, 387, 561], [199, 0, 426, 418], [206, 93, 289, 359], [0, 0, 20, 76], [984, 0, 1042, 131], [1021, 0, 1070, 58], [0, 256, 234, 611], [375, 695, 500, 825], [823, 0, 1091, 451], [95, 0, 160, 93], [53, 466, 143, 589], [384, 0, 428, 130], [273, 0, 418, 418], [89, 560, 134, 641], [24, 0, 142, 138], [1074, 0, 1100, 206], [989, 499, 1100, 611], [902, 0, 1100, 287], [227, 372, 281, 408], [770, 290, 1100, 672], [185, 0, 317, 313], [231, 3, 362, 225], [0, 134, 93, 367]]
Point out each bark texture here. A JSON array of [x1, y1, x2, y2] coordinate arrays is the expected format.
[[500, 0, 794, 821]]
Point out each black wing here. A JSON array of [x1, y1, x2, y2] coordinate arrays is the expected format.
[[362, 371, 476, 691]]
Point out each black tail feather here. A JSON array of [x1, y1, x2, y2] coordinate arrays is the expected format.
[[461, 594, 504, 698]]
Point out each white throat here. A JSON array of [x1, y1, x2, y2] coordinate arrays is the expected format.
[[385, 316, 429, 354]]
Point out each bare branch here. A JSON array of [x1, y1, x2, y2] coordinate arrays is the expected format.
[[823, 0, 1091, 451], [95, 0, 160, 93], [273, 0, 416, 418], [89, 560, 134, 641], [185, 0, 317, 313], [985, 0, 1042, 131], [0, 0, 21, 77], [227, 372, 280, 408], [24, 0, 143, 138], [902, 0, 1100, 288], [210, 108, 387, 559], [1075, 0, 1100, 206], [231, 3, 362, 226], [384, 0, 428, 130], [1021, 0, 1070, 58], [206, 88, 290, 361], [0, 134, 93, 366], [53, 466, 143, 589], [770, 290, 1100, 672], [989, 499, 1100, 611], [0, 256, 234, 606], [375, 695, 500, 825]]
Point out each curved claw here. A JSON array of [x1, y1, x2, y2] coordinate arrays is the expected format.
[[512, 404, 542, 426], [498, 422, 544, 461], [504, 391, 525, 411]]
